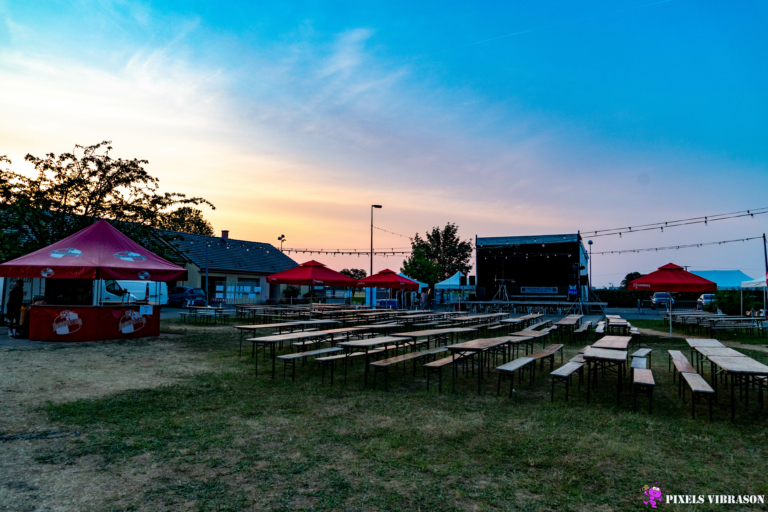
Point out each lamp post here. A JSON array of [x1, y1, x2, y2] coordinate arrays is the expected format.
[[205, 243, 209, 306], [588, 240, 593, 303], [277, 234, 286, 252], [371, 205, 382, 306]]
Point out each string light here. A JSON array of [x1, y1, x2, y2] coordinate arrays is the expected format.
[[584, 207, 768, 238]]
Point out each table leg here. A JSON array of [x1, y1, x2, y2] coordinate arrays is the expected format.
[[452, 352, 457, 394], [617, 362, 623, 407], [731, 373, 736, 423], [477, 351, 482, 396]]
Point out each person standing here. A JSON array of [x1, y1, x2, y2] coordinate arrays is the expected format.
[[7, 280, 24, 338]]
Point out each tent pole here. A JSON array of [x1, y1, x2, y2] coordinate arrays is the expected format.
[[669, 294, 673, 338], [741, 288, 743, 316]]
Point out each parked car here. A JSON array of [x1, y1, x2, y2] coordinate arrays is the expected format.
[[650, 292, 675, 309], [167, 286, 207, 307], [697, 293, 716, 310]]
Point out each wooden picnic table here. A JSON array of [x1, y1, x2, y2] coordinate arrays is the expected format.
[[685, 338, 725, 372], [510, 329, 550, 350], [446, 337, 520, 395], [591, 336, 631, 351], [451, 313, 509, 325], [583, 348, 628, 406], [554, 315, 583, 339], [707, 356, 768, 422], [233, 320, 340, 355], [606, 318, 631, 336], [338, 336, 414, 386], [392, 327, 476, 349]]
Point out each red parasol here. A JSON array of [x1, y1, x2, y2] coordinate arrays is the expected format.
[[0, 219, 187, 281], [266, 260, 358, 287], [357, 269, 419, 290], [627, 263, 716, 293]]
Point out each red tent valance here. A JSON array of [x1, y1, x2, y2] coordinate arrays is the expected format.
[[0, 219, 188, 281], [357, 269, 419, 290], [627, 263, 716, 293], [266, 260, 358, 287]]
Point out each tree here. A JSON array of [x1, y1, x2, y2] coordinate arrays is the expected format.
[[620, 272, 644, 289], [283, 285, 300, 299], [402, 222, 472, 286], [161, 206, 214, 236], [401, 249, 440, 287], [340, 268, 367, 280], [0, 142, 215, 261]]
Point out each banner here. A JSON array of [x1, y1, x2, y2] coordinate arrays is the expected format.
[[29, 305, 160, 342]]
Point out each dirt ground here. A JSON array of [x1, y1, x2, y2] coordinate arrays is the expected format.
[[0, 334, 215, 512]]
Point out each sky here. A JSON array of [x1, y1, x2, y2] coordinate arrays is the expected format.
[[1, 0, 766, 286]]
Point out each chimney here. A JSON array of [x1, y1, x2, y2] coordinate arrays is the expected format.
[[221, 230, 229, 242]]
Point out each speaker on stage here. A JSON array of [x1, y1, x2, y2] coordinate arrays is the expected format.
[[469, 275, 476, 286], [460, 276, 467, 286]]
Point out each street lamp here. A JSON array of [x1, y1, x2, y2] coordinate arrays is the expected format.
[[371, 205, 382, 306], [277, 234, 286, 252], [588, 240, 593, 303]]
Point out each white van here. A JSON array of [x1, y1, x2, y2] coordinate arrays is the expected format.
[[101, 280, 167, 304]]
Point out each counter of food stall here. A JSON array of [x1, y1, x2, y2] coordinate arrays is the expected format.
[[29, 303, 161, 342]]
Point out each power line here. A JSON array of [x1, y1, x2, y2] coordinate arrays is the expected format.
[[593, 236, 762, 255], [583, 207, 768, 238]]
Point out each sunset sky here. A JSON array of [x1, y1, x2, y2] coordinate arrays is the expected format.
[[1, 1, 766, 285]]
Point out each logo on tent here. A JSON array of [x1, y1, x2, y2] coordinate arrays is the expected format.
[[119, 309, 147, 334], [50, 247, 82, 259], [53, 310, 83, 335], [114, 251, 147, 262], [40, 268, 54, 277], [137, 271, 151, 280]]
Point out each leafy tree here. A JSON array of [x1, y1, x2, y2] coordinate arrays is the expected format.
[[621, 272, 644, 289], [162, 206, 214, 236], [402, 223, 472, 285], [340, 268, 367, 280], [401, 249, 440, 287], [0, 142, 215, 261], [283, 285, 300, 299]]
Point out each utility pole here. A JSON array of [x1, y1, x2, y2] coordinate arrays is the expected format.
[[370, 205, 382, 306]]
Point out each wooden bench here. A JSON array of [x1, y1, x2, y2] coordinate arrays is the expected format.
[[424, 353, 472, 393], [550, 361, 584, 402], [632, 369, 655, 414], [668, 350, 689, 372], [277, 347, 342, 381], [528, 344, 565, 376], [529, 319, 553, 330], [370, 348, 447, 391], [631, 348, 653, 368], [595, 322, 605, 335], [496, 357, 535, 396], [681, 372, 715, 421], [573, 321, 592, 342], [315, 351, 367, 385], [630, 357, 647, 381], [578, 345, 591, 354], [672, 359, 696, 393]]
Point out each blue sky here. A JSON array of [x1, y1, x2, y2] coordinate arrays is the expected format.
[[1, 0, 766, 284]]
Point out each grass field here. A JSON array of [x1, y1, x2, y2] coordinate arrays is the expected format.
[[6, 321, 768, 511]]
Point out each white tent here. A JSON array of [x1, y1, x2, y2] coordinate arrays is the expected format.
[[436, 271, 466, 290], [741, 278, 767, 316], [398, 273, 428, 290]]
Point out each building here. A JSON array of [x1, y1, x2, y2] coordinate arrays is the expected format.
[[475, 233, 589, 302], [162, 230, 298, 303]]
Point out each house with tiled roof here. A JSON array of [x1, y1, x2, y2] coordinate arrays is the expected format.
[[160, 229, 298, 303]]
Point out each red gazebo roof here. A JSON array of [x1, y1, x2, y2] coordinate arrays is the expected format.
[[266, 260, 358, 287], [0, 219, 188, 281], [627, 263, 716, 293], [357, 269, 419, 290]]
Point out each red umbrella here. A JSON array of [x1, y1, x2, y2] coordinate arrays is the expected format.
[[357, 269, 419, 291], [628, 263, 716, 337], [266, 260, 358, 287], [627, 263, 716, 293], [0, 219, 187, 281]]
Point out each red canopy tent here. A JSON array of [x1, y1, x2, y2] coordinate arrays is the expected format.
[[357, 269, 419, 291], [266, 261, 359, 315], [266, 260, 357, 287], [0, 219, 187, 281], [628, 263, 716, 337]]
